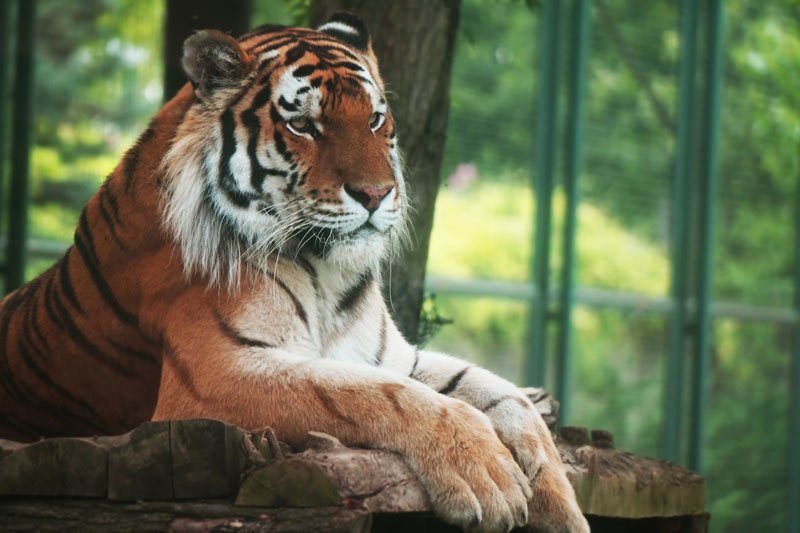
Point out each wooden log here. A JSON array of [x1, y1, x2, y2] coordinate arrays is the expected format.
[[0, 419, 708, 531], [169, 419, 245, 499], [0, 499, 371, 533], [107, 421, 172, 501], [236, 460, 341, 508], [0, 437, 107, 497], [562, 443, 706, 519]]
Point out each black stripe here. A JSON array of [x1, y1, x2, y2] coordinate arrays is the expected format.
[[0, 290, 34, 403], [123, 125, 155, 194], [0, 281, 101, 434], [105, 337, 159, 366], [283, 43, 307, 66], [336, 271, 373, 314], [218, 107, 252, 208], [0, 410, 55, 439], [269, 105, 283, 127], [218, 86, 258, 208], [481, 395, 518, 413], [252, 35, 297, 54], [330, 61, 364, 72], [57, 251, 84, 314], [162, 343, 208, 404], [374, 313, 387, 365], [292, 64, 319, 78], [47, 285, 139, 379], [241, 84, 274, 193], [321, 28, 368, 50], [74, 230, 137, 327], [272, 130, 292, 163], [97, 192, 126, 249], [348, 73, 376, 88], [20, 296, 48, 362], [264, 269, 309, 328], [311, 383, 356, 426], [28, 292, 50, 350], [42, 273, 62, 331], [213, 309, 275, 349], [278, 95, 297, 111], [296, 255, 318, 293], [14, 341, 105, 430], [100, 182, 122, 225], [285, 170, 300, 194], [438, 367, 471, 396], [258, 200, 278, 217], [409, 349, 420, 378], [309, 43, 360, 63]]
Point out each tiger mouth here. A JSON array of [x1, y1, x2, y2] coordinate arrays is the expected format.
[[299, 222, 382, 256]]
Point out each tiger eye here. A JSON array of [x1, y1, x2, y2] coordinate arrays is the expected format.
[[289, 117, 310, 131]]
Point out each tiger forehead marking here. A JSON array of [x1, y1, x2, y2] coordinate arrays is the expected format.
[[164, 23, 407, 288]]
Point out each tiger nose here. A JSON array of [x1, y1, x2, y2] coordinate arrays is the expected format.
[[344, 183, 394, 213]]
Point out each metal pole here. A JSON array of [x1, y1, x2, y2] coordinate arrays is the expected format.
[[525, 0, 562, 388], [688, 0, 724, 474], [0, 0, 14, 288], [0, 0, 13, 249], [788, 143, 800, 533], [663, 0, 699, 464], [6, 0, 35, 292], [554, 0, 590, 425]]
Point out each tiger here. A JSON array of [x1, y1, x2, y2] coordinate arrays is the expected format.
[[0, 14, 588, 533]]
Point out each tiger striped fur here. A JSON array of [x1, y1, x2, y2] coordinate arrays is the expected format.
[[0, 14, 588, 532]]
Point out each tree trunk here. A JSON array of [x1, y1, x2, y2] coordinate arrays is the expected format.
[[163, 0, 253, 101], [310, 0, 461, 344]]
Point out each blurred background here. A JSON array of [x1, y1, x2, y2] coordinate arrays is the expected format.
[[0, 1, 798, 532]]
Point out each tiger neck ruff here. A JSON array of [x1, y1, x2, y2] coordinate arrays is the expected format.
[[0, 14, 588, 533]]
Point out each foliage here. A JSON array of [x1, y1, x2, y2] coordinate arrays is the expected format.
[[416, 293, 454, 348], [432, 1, 798, 531], [26, 0, 163, 247]]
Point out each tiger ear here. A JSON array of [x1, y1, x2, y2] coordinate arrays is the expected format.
[[317, 12, 371, 52], [182, 30, 253, 99]]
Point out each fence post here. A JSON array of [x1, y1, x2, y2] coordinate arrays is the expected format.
[[688, 0, 724, 474], [6, 0, 35, 292], [554, 0, 590, 425], [526, 0, 562, 389], [663, 0, 699, 464], [0, 0, 13, 255], [788, 141, 800, 533]]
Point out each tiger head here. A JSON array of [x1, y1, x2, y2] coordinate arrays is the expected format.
[[162, 14, 407, 286]]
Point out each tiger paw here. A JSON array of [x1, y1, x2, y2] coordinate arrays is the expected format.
[[484, 396, 589, 532], [406, 398, 533, 532], [524, 461, 589, 533]]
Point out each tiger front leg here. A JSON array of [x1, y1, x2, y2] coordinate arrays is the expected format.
[[408, 350, 590, 533], [154, 344, 532, 532]]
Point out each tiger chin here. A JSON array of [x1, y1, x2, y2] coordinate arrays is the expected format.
[[0, 14, 588, 533]]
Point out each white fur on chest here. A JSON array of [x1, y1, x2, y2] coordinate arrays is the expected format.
[[232, 258, 386, 366]]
